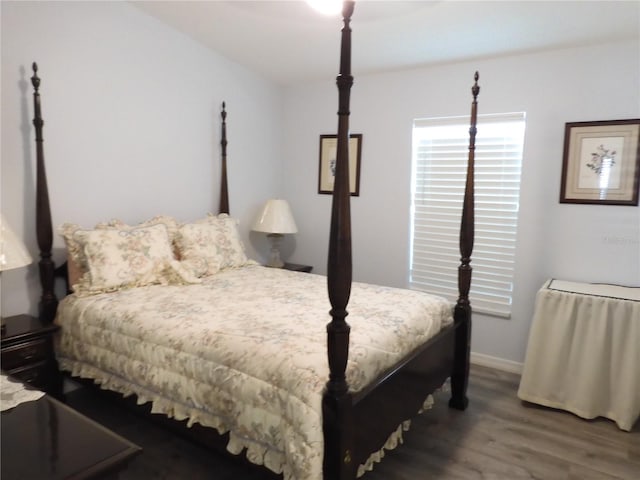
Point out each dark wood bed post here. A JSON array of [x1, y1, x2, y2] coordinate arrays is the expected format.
[[449, 72, 479, 410], [323, 2, 356, 479], [219, 102, 230, 215], [31, 62, 58, 324]]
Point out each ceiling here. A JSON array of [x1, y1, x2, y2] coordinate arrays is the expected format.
[[132, 1, 640, 86]]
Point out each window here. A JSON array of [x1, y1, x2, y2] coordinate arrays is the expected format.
[[410, 113, 526, 318]]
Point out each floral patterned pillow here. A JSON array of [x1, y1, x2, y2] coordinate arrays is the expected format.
[[77, 224, 175, 295], [175, 223, 224, 277], [176, 214, 253, 277], [59, 220, 122, 291], [59, 215, 180, 291], [104, 215, 180, 255]]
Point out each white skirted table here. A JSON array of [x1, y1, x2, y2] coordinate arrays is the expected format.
[[518, 279, 640, 431]]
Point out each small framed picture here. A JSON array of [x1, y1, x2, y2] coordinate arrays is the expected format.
[[560, 119, 640, 205], [318, 133, 362, 196]]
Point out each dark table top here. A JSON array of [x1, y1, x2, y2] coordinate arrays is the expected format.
[[1, 390, 141, 480]]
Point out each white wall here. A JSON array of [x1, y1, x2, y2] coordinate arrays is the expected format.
[[282, 39, 640, 365], [1, 1, 283, 316]]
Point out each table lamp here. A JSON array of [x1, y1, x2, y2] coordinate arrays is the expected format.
[[252, 199, 298, 268], [1, 214, 33, 333]]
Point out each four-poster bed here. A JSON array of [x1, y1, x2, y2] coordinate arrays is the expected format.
[[30, 2, 478, 479]]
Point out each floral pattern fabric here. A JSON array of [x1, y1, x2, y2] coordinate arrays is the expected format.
[[80, 224, 174, 292], [181, 213, 255, 272], [55, 265, 453, 480], [59, 215, 181, 292]]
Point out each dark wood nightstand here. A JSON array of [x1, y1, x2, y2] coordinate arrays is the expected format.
[[1, 314, 62, 398], [283, 262, 313, 273]]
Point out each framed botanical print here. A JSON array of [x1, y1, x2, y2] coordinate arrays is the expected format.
[[318, 133, 362, 196], [560, 119, 640, 205]]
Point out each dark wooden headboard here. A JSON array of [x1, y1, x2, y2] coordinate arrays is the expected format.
[[30, 63, 232, 322]]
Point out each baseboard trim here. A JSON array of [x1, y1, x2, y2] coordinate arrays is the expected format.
[[470, 352, 523, 375]]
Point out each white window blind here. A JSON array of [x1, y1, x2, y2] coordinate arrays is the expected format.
[[410, 113, 525, 318]]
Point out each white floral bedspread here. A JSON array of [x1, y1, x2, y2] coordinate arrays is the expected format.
[[55, 265, 452, 479]]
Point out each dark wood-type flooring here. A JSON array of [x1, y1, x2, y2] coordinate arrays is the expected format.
[[64, 365, 639, 479]]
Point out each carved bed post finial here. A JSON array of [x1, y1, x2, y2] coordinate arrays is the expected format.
[[219, 102, 230, 215], [31, 62, 58, 323], [449, 71, 479, 411], [32, 62, 40, 90], [323, 2, 356, 479], [459, 71, 478, 304]]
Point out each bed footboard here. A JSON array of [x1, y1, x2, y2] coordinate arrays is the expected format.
[[351, 323, 456, 468]]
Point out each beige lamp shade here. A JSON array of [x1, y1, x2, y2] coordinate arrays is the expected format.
[[252, 199, 298, 235], [252, 199, 297, 268], [0, 214, 33, 272]]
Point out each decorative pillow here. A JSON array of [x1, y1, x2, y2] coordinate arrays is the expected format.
[[59, 220, 121, 291], [200, 213, 254, 270], [76, 223, 175, 295], [175, 223, 225, 276], [115, 215, 180, 257], [176, 213, 253, 276], [59, 215, 180, 291], [137, 215, 180, 250]]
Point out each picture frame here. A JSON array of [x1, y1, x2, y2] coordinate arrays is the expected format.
[[560, 119, 640, 205], [318, 133, 362, 196]]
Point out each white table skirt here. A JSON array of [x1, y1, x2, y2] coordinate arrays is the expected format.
[[517, 279, 640, 431]]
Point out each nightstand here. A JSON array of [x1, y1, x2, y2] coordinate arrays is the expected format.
[[283, 262, 313, 273], [1, 314, 62, 397]]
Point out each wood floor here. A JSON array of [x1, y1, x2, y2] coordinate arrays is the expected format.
[[64, 365, 639, 479]]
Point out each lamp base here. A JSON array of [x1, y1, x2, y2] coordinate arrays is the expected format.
[[265, 233, 284, 268]]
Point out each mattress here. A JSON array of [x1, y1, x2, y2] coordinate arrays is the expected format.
[[55, 264, 453, 479]]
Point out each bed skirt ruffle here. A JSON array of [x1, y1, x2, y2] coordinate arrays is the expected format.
[[60, 358, 439, 479], [357, 394, 435, 477]]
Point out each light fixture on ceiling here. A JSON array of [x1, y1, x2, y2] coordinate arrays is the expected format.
[[306, 0, 343, 16]]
